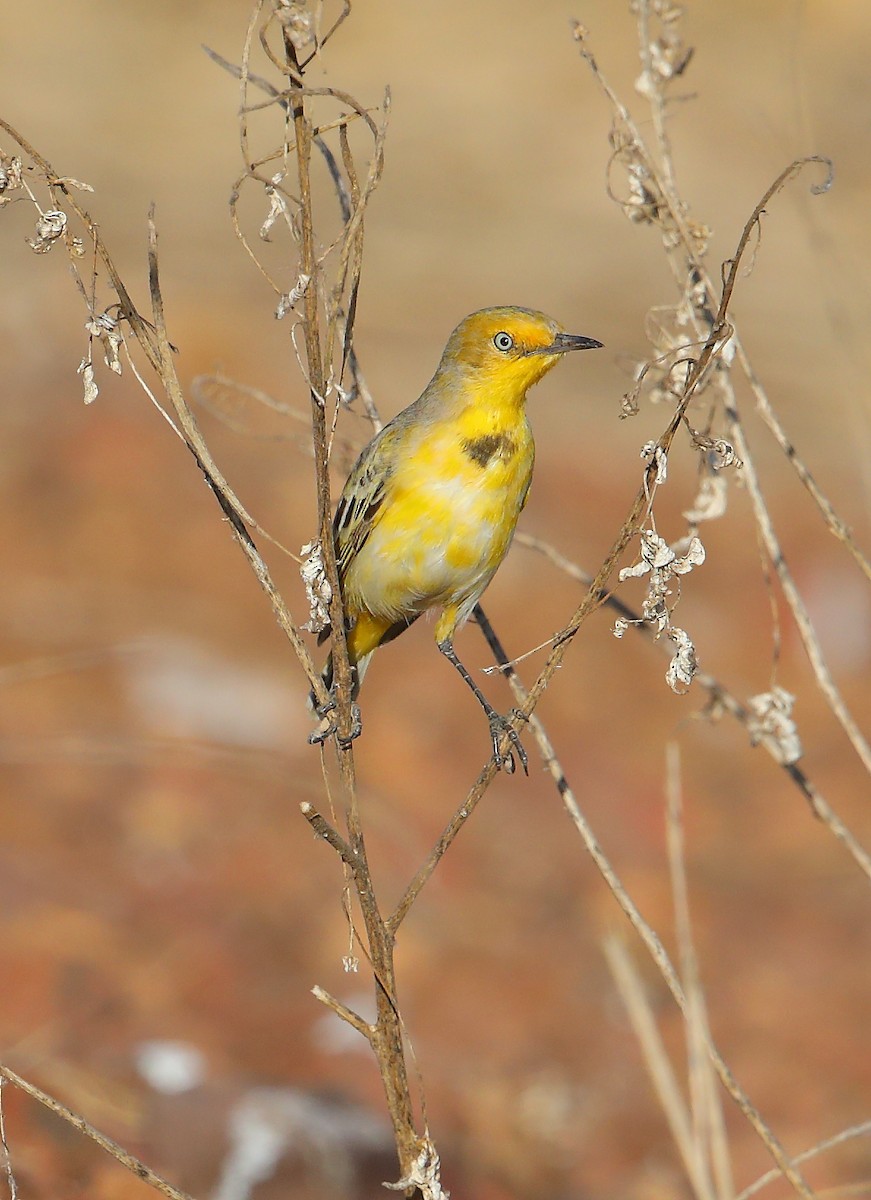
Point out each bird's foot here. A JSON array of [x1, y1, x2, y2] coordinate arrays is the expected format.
[[308, 701, 362, 750], [308, 713, 336, 746], [336, 703, 363, 750], [310, 693, 336, 720], [487, 708, 528, 776]]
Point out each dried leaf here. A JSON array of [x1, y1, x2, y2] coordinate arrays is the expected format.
[[684, 474, 728, 524], [618, 529, 706, 662], [260, 184, 289, 242], [384, 1139, 449, 1200], [86, 313, 123, 375], [642, 529, 677, 570], [300, 539, 332, 633], [276, 0, 316, 53], [666, 627, 698, 693], [275, 272, 310, 320], [0, 153, 23, 199], [747, 687, 803, 765], [641, 440, 668, 484], [671, 536, 705, 574], [77, 357, 98, 405], [27, 208, 67, 253]]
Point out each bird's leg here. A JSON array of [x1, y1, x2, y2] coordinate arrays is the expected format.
[[437, 638, 528, 775]]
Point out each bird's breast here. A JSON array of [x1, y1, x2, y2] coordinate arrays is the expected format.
[[343, 415, 534, 620], [460, 430, 518, 469]]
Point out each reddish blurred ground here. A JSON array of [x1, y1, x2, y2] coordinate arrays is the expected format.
[[0, 2, 870, 1198]]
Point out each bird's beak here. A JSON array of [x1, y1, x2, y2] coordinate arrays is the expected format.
[[548, 332, 603, 353], [525, 332, 603, 356]]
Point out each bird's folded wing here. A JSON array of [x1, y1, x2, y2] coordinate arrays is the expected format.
[[333, 429, 394, 582]]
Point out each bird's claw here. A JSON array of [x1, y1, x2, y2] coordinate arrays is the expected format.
[[488, 710, 528, 776], [308, 714, 336, 746], [336, 703, 363, 750], [308, 701, 362, 750], [312, 695, 336, 720]]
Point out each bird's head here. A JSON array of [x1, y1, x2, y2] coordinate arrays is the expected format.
[[438, 306, 602, 397]]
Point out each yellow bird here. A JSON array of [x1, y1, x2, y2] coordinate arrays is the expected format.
[[313, 306, 602, 771]]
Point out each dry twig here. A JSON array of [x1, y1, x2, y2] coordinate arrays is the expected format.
[[3, 5, 867, 1198], [513, 531, 871, 884], [577, 4, 871, 796], [222, 6, 425, 1184], [0, 1065, 193, 1200]]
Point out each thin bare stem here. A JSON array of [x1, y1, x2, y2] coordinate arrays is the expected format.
[[473, 612, 813, 1197], [300, 800, 357, 867], [515, 532, 871, 884], [637, 0, 679, 195], [278, 25, 423, 1182], [736, 345, 871, 584], [283, 39, 355, 735], [562, 773, 813, 1198], [392, 156, 831, 931], [605, 937, 717, 1200], [736, 1122, 871, 1200], [311, 985, 373, 1041], [723, 395, 871, 777], [0, 1065, 193, 1200], [460, 613, 815, 1196], [666, 745, 734, 1200], [0, 1080, 18, 1200]]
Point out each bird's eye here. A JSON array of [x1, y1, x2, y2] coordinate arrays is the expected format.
[[493, 331, 514, 352]]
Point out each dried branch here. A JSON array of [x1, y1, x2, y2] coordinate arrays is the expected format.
[[231, 11, 425, 1184], [578, 10, 870, 800], [0, 1080, 18, 1200], [462, 616, 815, 1199], [665, 744, 734, 1200], [0, 1065, 193, 1200], [514, 532, 871, 884], [736, 1121, 871, 1200], [311, 985, 373, 1042], [736, 346, 871, 584], [605, 858, 869, 1200], [605, 937, 719, 1200], [391, 151, 834, 934], [4, 7, 420, 1184], [300, 800, 357, 867], [147, 211, 329, 708], [722, 393, 871, 777], [0, 118, 328, 715]]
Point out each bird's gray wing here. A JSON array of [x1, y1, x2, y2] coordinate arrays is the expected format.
[[332, 425, 398, 584]]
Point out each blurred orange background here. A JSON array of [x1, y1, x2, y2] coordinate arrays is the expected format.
[[1, 2, 870, 1198]]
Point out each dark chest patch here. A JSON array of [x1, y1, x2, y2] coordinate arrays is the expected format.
[[462, 432, 517, 468]]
